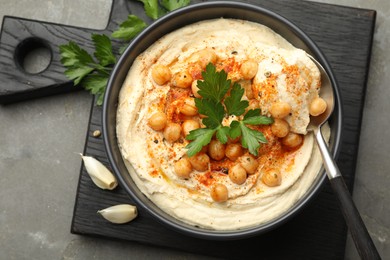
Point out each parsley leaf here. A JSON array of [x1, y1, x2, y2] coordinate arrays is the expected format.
[[92, 34, 116, 67], [137, 0, 165, 19], [229, 110, 273, 156], [229, 120, 269, 156], [60, 34, 114, 102], [229, 120, 242, 140], [111, 15, 147, 41], [160, 0, 190, 11], [216, 126, 230, 144], [64, 65, 95, 86], [243, 109, 274, 125], [197, 63, 231, 103], [195, 98, 224, 129], [60, 41, 94, 67], [82, 73, 108, 106], [138, 0, 190, 19], [186, 97, 227, 156], [224, 82, 249, 116], [185, 125, 230, 157], [185, 128, 216, 157], [60, 42, 95, 85], [240, 124, 267, 156]]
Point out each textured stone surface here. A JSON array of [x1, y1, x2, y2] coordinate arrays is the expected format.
[[0, 0, 388, 259]]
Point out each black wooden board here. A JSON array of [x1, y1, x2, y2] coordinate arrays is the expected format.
[[71, 1, 376, 259], [0, 0, 376, 259]]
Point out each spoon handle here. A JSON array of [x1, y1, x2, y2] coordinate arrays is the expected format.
[[314, 129, 381, 260]]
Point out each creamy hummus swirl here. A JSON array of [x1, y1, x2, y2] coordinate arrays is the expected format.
[[116, 18, 329, 230]]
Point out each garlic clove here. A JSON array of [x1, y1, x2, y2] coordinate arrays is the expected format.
[[80, 154, 118, 190], [98, 204, 138, 224]]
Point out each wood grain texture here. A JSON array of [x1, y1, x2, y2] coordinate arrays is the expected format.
[[0, 0, 375, 259]]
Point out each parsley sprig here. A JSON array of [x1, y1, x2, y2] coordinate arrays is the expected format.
[[186, 64, 273, 157], [111, 15, 147, 41], [60, 34, 117, 105], [137, 0, 190, 19], [59, 0, 189, 105]]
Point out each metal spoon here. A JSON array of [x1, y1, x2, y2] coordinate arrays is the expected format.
[[308, 56, 381, 260]]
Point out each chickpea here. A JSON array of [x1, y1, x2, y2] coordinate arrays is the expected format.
[[271, 118, 290, 138], [310, 97, 327, 116], [172, 70, 193, 88], [208, 139, 225, 161], [174, 157, 192, 178], [240, 154, 259, 175], [261, 169, 282, 187], [148, 111, 167, 131], [188, 153, 210, 172], [210, 183, 228, 203], [240, 60, 258, 80], [190, 49, 217, 69], [229, 164, 247, 185], [163, 122, 181, 143], [247, 99, 260, 111], [239, 80, 254, 99], [187, 62, 203, 79], [182, 119, 200, 136], [191, 80, 202, 98], [225, 143, 243, 161], [151, 64, 171, 85], [282, 132, 303, 149], [269, 101, 291, 119], [180, 98, 198, 116]]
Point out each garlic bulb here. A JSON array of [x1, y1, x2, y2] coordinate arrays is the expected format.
[[80, 154, 118, 190], [98, 204, 138, 224]]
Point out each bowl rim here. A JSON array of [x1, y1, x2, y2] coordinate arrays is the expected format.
[[103, 0, 343, 240]]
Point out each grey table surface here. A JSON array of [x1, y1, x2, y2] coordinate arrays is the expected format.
[[0, 0, 388, 259]]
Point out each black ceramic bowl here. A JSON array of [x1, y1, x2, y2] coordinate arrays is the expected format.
[[103, 1, 342, 240]]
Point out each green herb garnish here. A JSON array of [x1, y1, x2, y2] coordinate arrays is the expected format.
[[59, 0, 190, 105], [137, 0, 165, 19], [137, 0, 190, 19], [161, 0, 190, 11], [60, 34, 116, 105], [185, 63, 273, 157], [229, 109, 273, 156], [111, 15, 147, 41]]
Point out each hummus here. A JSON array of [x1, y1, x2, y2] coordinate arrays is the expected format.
[[116, 19, 329, 230]]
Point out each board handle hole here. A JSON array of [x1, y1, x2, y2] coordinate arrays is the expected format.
[[15, 37, 52, 74]]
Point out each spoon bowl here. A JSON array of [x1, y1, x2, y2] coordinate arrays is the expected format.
[[307, 56, 335, 131]]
